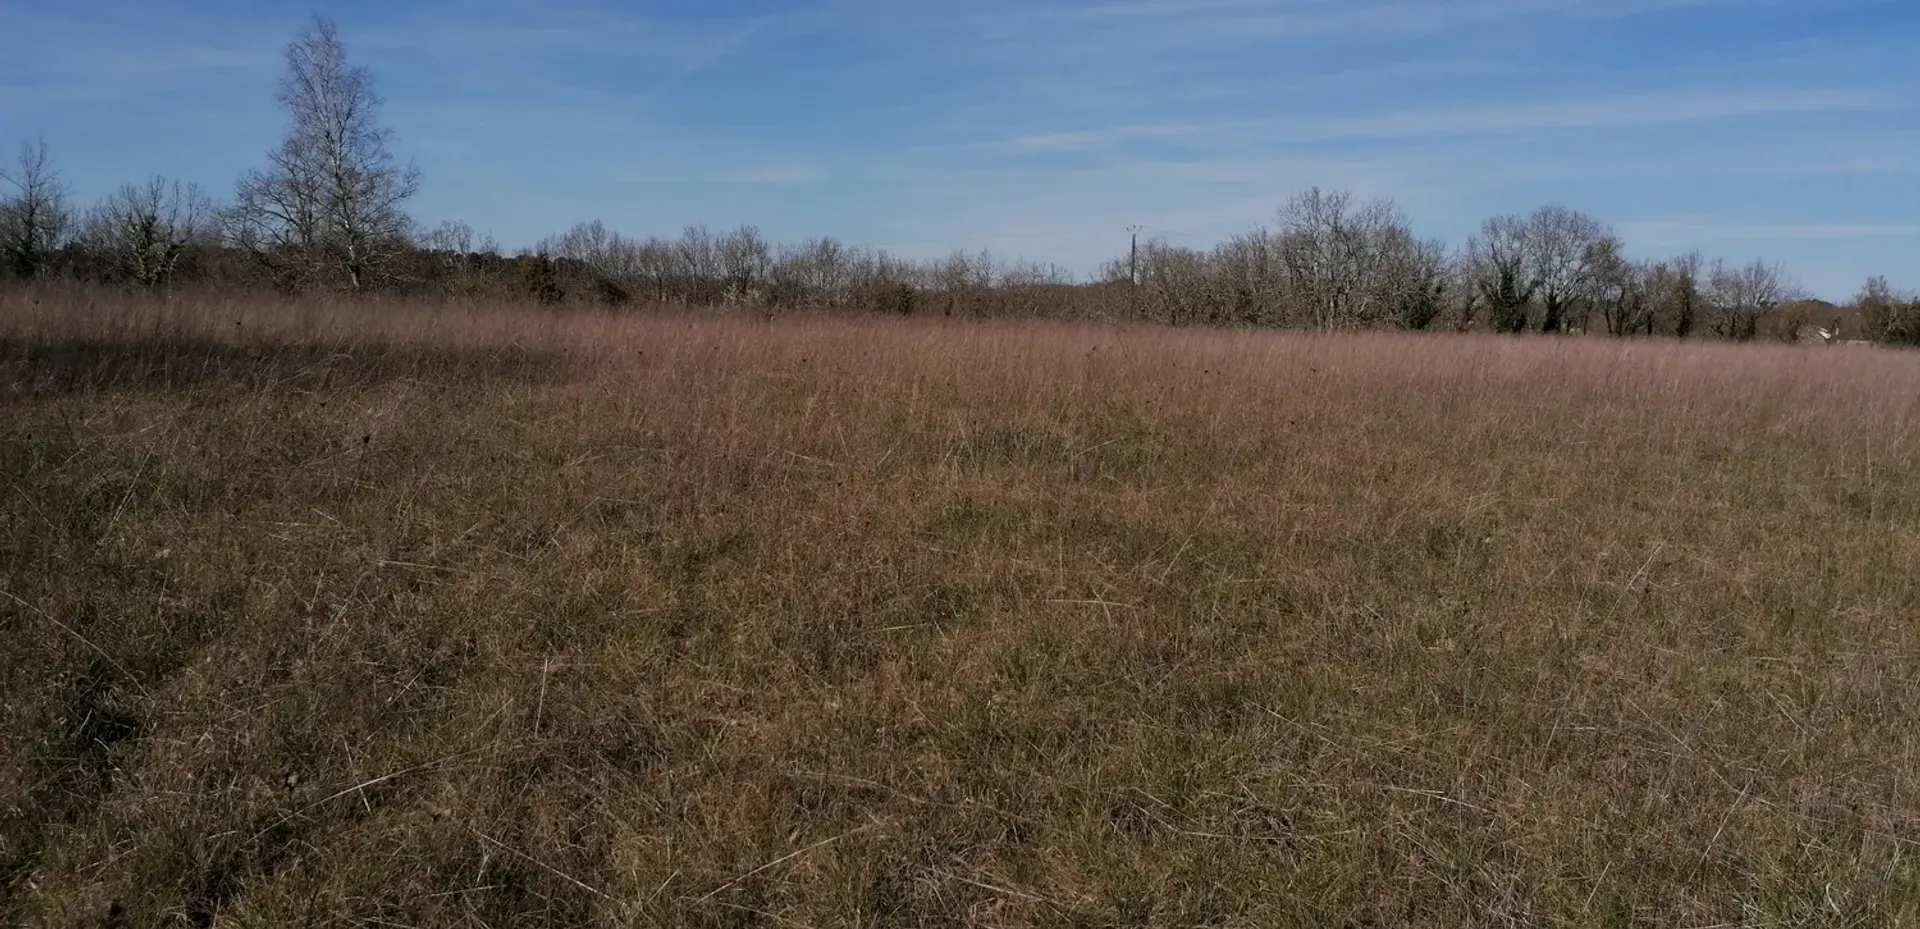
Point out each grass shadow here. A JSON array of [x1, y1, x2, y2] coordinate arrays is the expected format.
[[1, 335, 574, 396]]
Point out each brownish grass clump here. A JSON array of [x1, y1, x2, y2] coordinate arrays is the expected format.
[[4, 287, 1919, 927]]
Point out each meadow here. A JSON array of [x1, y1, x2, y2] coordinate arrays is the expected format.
[[4, 289, 1919, 927]]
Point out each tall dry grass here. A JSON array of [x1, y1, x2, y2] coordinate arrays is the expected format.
[[4, 287, 1919, 927]]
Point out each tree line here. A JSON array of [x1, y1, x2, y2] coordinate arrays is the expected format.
[[3, 15, 1916, 344], [1110, 190, 1873, 342]]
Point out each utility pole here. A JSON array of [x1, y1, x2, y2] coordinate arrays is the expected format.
[[1127, 225, 1142, 318]]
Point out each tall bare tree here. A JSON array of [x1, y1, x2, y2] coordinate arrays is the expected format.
[[1653, 251, 1703, 338], [675, 225, 725, 303], [717, 225, 772, 302], [1441, 253, 1482, 332], [0, 140, 73, 280], [83, 176, 215, 289], [1467, 215, 1535, 333], [1375, 230, 1450, 331], [227, 16, 418, 291], [1136, 239, 1215, 326], [1209, 228, 1285, 326], [1276, 188, 1409, 330], [1524, 205, 1615, 334], [1590, 239, 1652, 337], [1706, 258, 1800, 341]]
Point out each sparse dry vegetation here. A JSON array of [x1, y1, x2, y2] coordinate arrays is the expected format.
[[6, 286, 1920, 927]]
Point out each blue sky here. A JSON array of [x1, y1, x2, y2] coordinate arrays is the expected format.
[[2, 0, 1915, 298]]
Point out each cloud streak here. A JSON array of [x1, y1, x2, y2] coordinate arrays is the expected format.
[[715, 163, 825, 184], [998, 87, 1898, 153], [0, 5, 276, 96], [1040, 0, 1721, 38], [972, 0, 1737, 69], [1620, 221, 1920, 246]]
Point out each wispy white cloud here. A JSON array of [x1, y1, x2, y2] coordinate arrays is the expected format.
[[640, 14, 782, 101], [1038, 0, 1723, 39], [1420, 147, 1920, 184], [1620, 221, 1920, 247], [1306, 88, 1895, 140], [994, 87, 1898, 153], [1006, 122, 1227, 153], [715, 163, 826, 184], [1797, 156, 1920, 175], [0, 4, 276, 96], [355, 8, 781, 94]]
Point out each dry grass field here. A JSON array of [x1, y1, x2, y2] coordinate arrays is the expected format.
[[4, 288, 1920, 928]]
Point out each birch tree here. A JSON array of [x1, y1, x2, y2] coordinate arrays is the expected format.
[[227, 16, 418, 290]]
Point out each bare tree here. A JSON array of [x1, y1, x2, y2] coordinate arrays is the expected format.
[[1136, 239, 1215, 326], [930, 249, 999, 317], [1524, 205, 1614, 334], [771, 237, 853, 306], [628, 237, 679, 303], [227, 16, 419, 291], [769, 235, 912, 312], [83, 176, 215, 289], [417, 219, 500, 297], [1440, 252, 1482, 332], [1376, 230, 1450, 331], [1276, 188, 1408, 330], [0, 140, 73, 280], [1856, 275, 1897, 338], [539, 220, 637, 279], [1651, 251, 1703, 338], [418, 219, 498, 256], [847, 245, 920, 315], [1210, 228, 1285, 326], [1855, 275, 1920, 346], [1467, 215, 1535, 333], [1706, 258, 1800, 341], [675, 225, 724, 303], [717, 225, 772, 302], [1590, 239, 1652, 337]]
